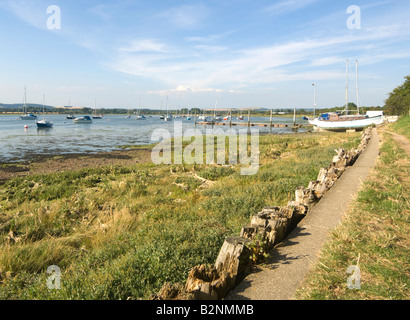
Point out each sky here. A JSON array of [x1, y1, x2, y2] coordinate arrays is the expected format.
[[0, 0, 409, 110]]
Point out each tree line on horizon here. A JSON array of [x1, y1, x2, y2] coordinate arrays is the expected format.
[[0, 104, 390, 116], [3, 74, 410, 117]]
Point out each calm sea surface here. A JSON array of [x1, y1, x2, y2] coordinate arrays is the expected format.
[[0, 114, 308, 163]]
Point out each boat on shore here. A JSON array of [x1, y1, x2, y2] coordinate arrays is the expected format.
[[309, 60, 383, 132], [309, 113, 383, 131]]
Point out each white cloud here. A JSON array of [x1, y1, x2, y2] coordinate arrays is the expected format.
[[119, 39, 171, 53], [109, 22, 409, 93], [185, 31, 236, 43], [3, 0, 46, 29], [194, 45, 227, 53], [154, 4, 208, 28], [88, 4, 113, 22], [264, 0, 318, 16], [147, 86, 235, 96]]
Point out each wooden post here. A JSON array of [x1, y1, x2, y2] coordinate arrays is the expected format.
[[270, 109, 273, 132], [214, 237, 252, 285], [229, 109, 232, 128], [248, 109, 251, 128]]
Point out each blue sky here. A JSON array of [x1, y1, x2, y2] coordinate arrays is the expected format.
[[0, 0, 409, 110]]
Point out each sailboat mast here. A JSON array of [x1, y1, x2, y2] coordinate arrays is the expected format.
[[355, 60, 360, 114], [312, 83, 316, 118], [23, 86, 27, 114], [345, 59, 349, 115]]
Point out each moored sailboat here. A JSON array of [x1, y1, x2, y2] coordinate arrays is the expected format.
[[19, 86, 37, 120], [164, 96, 172, 121], [36, 94, 53, 128], [73, 115, 92, 123], [92, 99, 103, 119], [309, 60, 383, 131]]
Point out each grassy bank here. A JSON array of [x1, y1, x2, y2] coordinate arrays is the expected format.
[[0, 132, 362, 299], [390, 115, 410, 139], [295, 123, 409, 300]]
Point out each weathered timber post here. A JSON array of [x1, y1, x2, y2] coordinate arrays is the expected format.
[[214, 237, 252, 285]]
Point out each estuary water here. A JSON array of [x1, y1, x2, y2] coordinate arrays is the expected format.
[[0, 114, 308, 163]]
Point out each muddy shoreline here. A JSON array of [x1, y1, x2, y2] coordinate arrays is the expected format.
[[0, 130, 307, 183], [0, 147, 153, 183]]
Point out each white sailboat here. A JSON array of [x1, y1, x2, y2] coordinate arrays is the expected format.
[[135, 98, 146, 120], [165, 96, 172, 121], [36, 94, 53, 128], [19, 86, 37, 120], [309, 60, 383, 131], [92, 99, 103, 119], [213, 99, 222, 121]]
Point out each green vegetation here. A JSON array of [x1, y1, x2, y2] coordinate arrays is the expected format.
[[0, 132, 362, 299], [384, 75, 410, 116], [295, 125, 409, 300], [390, 115, 410, 139]]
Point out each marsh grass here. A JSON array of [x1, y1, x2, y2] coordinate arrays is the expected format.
[[295, 130, 409, 300], [0, 132, 362, 299]]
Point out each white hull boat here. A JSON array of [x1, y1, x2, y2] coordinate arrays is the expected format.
[[309, 115, 383, 131], [36, 94, 53, 128], [73, 116, 92, 123], [309, 59, 384, 132]]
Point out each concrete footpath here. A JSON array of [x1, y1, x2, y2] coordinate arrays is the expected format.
[[227, 128, 380, 300]]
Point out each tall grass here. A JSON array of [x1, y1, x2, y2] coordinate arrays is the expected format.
[[0, 132, 362, 299], [295, 131, 409, 300], [390, 115, 410, 139]]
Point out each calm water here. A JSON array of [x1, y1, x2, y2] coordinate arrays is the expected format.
[[0, 114, 308, 163]]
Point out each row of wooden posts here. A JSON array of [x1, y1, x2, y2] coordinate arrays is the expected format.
[[193, 108, 304, 130], [152, 127, 374, 300]]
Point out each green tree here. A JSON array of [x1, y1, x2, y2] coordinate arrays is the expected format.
[[384, 76, 410, 116]]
